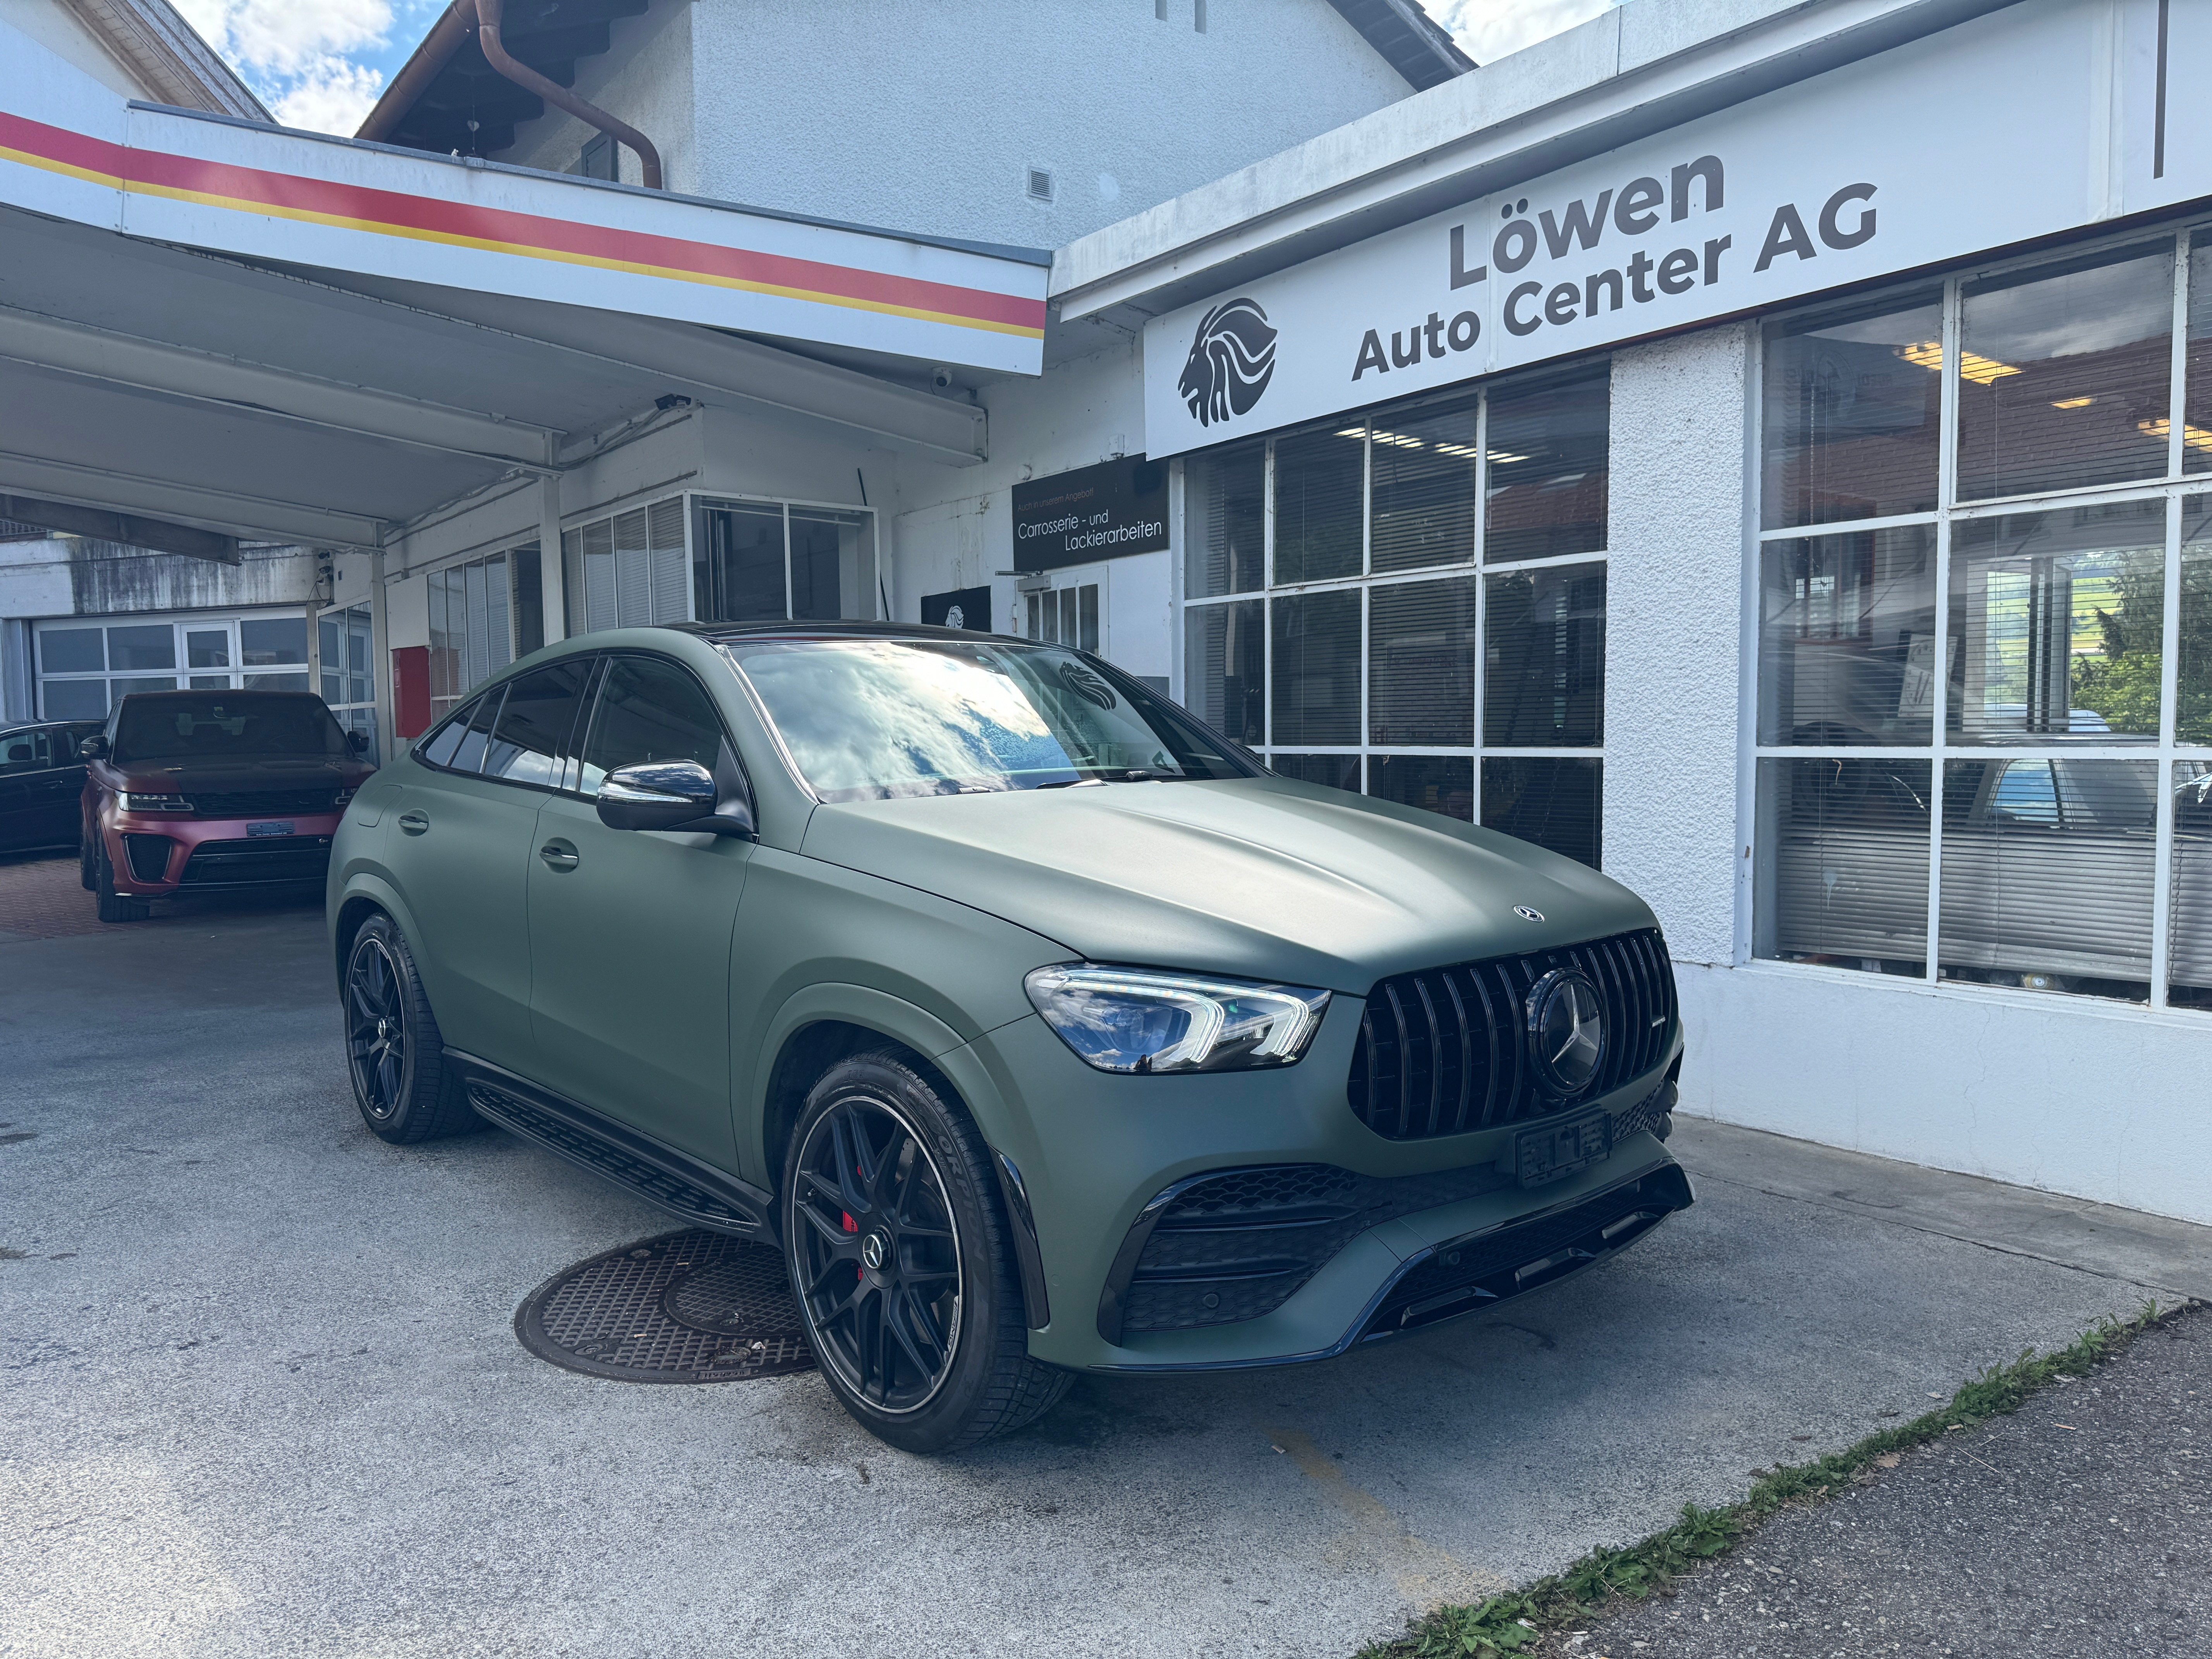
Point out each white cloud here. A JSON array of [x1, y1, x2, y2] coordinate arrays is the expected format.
[[173, 0, 394, 132], [1432, 0, 1619, 65], [270, 58, 388, 134]]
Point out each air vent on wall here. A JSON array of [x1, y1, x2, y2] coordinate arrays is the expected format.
[[1026, 167, 1054, 203]]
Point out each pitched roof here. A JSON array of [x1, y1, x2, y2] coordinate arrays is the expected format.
[[1327, 0, 1477, 89], [358, 0, 1474, 158], [57, 0, 267, 119]]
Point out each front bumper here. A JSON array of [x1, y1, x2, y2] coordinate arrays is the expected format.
[[957, 999, 1691, 1374], [103, 812, 340, 893]]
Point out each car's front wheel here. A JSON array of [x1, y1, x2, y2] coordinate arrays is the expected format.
[[92, 840, 147, 923], [782, 1053, 1070, 1453], [343, 913, 480, 1143]]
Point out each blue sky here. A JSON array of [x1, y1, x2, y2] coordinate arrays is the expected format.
[[175, 0, 1616, 137]]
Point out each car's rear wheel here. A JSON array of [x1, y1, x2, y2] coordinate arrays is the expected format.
[[782, 1053, 1070, 1453], [343, 913, 480, 1143], [93, 841, 148, 923]]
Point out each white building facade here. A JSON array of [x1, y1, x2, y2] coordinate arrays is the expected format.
[[6, 0, 2206, 1224], [1020, 0, 2212, 1225]]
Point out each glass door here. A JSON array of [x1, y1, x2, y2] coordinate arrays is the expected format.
[[319, 604, 378, 762]]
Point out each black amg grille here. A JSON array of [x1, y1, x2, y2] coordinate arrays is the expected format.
[[1348, 927, 1678, 1140], [1107, 1160, 1511, 1339], [188, 788, 340, 818]]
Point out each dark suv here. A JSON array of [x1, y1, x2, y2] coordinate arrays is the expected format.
[[81, 690, 374, 922]]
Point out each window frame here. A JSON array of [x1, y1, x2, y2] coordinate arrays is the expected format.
[[31, 607, 314, 720], [1752, 218, 2212, 1010], [1175, 356, 1611, 864], [572, 650, 739, 800]]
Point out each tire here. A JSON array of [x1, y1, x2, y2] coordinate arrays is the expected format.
[[342, 912, 481, 1144], [79, 838, 96, 892], [782, 1052, 1070, 1453], [93, 841, 148, 923]]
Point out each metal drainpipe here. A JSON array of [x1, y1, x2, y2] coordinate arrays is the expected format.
[[473, 0, 663, 189]]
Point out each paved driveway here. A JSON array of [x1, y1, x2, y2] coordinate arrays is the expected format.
[[3, 861, 2205, 1658]]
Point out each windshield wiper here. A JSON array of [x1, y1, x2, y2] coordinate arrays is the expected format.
[[1033, 768, 1169, 788]]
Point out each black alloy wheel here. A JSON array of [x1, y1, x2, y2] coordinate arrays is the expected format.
[[346, 929, 409, 1125], [781, 1053, 1071, 1452], [341, 913, 479, 1144], [790, 1093, 964, 1414]]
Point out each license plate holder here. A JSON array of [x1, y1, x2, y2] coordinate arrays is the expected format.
[[1515, 1109, 1611, 1189], [245, 821, 295, 838]]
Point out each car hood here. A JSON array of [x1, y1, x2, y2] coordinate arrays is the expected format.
[[108, 756, 372, 794], [799, 776, 1657, 992]]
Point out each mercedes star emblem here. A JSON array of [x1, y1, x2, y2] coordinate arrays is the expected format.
[[1525, 967, 1607, 1096]]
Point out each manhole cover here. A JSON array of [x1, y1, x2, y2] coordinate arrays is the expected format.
[[514, 1229, 815, 1384]]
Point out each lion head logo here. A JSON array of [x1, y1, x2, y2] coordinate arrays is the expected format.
[[1178, 297, 1277, 427]]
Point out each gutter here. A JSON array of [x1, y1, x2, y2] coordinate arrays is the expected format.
[[354, 0, 664, 191], [355, 0, 470, 145]]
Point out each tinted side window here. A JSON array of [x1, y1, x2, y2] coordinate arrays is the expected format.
[[484, 659, 591, 788], [1, 728, 51, 774], [452, 689, 504, 775], [579, 657, 724, 795], [416, 696, 479, 769]]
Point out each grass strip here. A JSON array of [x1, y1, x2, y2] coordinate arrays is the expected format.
[[1357, 1299, 2180, 1658]]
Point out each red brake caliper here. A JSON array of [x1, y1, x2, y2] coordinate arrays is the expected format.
[[842, 1208, 860, 1282]]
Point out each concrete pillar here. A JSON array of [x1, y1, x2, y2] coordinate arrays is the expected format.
[[370, 550, 394, 767], [539, 474, 567, 644], [1600, 323, 1754, 969]]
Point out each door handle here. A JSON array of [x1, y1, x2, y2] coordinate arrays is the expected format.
[[397, 810, 429, 835], [539, 842, 579, 871]]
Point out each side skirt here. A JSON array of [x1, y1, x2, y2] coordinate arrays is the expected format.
[[445, 1049, 777, 1242]]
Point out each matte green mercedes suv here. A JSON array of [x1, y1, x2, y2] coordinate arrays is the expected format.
[[328, 623, 1691, 1451]]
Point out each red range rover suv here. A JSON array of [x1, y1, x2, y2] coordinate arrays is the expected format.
[[78, 690, 374, 922]]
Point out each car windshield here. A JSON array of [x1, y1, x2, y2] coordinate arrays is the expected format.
[[721, 636, 1257, 802], [112, 694, 351, 763]]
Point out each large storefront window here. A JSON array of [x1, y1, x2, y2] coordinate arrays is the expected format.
[[693, 498, 879, 625], [35, 610, 309, 718], [426, 550, 519, 721], [1756, 228, 2212, 1009], [1182, 361, 1610, 867], [560, 495, 881, 634]]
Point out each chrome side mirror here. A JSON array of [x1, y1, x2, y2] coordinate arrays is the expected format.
[[596, 760, 755, 838]]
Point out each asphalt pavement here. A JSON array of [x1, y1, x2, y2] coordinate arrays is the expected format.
[[1580, 1305, 2207, 1656], [2, 856, 2207, 1659]]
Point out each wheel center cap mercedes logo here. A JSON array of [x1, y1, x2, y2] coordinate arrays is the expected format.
[[375, 1018, 391, 1041], [860, 1233, 888, 1272], [1525, 968, 1607, 1097]]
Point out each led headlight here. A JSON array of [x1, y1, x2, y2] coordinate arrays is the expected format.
[[1024, 965, 1331, 1075], [121, 793, 193, 813]]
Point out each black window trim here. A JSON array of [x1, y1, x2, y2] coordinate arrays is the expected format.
[[483, 654, 599, 796], [411, 683, 508, 779], [572, 649, 750, 805]]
